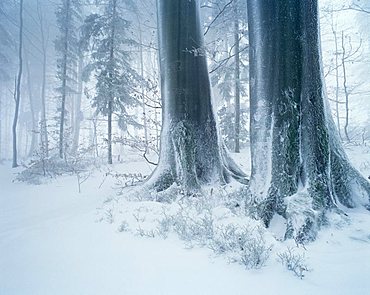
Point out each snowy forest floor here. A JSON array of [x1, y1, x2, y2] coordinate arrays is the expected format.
[[1, 145, 370, 295]]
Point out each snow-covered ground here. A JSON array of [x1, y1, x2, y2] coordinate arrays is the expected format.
[[1, 146, 370, 295]]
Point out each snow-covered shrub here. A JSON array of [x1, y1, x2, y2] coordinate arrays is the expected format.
[[105, 208, 114, 224], [277, 247, 309, 279], [117, 221, 129, 232], [136, 226, 156, 238], [172, 208, 215, 246], [239, 231, 272, 269], [16, 147, 96, 188], [105, 170, 146, 195], [16, 155, 69, 184], [109, 184, 273, 270], [156, 208, 174, 239], [212, 224, 272, 269]]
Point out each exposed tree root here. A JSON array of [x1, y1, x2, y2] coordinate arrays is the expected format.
[[141, 120, 248, 198]]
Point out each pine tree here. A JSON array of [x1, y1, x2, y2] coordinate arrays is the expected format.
[[55, 0, 81, 158], [81, 0, 140, 164], [204, 0, 249, 153]]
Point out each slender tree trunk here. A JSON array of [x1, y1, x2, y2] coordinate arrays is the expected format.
[[332, 21, 342, 140], [341, 31, 350, 142], [26, 56, 38, 157], [154, 104, 160, 152], [146, 0, 246, 192], [40, 39, 48, 157], [107, 101, 113, 164], [233, 3, 241, 153], [138, 16, 149, 154], [107, 0, 117, 165], [4, 90, 9, 159], [71, 54, 83, 153], [37, 0, 49, 157], [12, 0, 23, 168], [59, 0, 70, 159], [247, 0, 370, 242], [92, 115, 98, 158]]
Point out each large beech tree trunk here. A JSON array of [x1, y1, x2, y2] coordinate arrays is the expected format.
[[247, 0, 370, 242], [146, 0, 245, 192]]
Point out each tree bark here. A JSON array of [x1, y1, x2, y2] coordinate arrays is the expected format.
[[137, 15, 149, 155], [146, 0, 246, 193], [59, 0, 70, 159], [233, 2, 241, 153], [71, 54, 83, 154], [40, 19, 49, 157], [331, 20, 342, 140], [12, 0, 23, 168], [26, 55, 39, 158], [247, 0, 370, 242], [107, 0, 117, 165], [341, 31, 351, 142]]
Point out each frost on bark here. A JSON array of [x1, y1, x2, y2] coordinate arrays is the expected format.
[[247, 0, 370, 242], [145, 0, 246, 193]]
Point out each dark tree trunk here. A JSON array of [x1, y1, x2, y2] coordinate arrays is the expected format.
[[247, 0, 370, 242], [146, 0, 246, 192], [12, 0, 23, 168]]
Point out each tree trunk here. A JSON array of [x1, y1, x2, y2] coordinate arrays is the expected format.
[[107, 0, 117, 165], [37, 0, 49, 158], [12, 0, 23, 168], [233, 2, 241, 153], [146, 0, 246, 192], [59, 0, 70, 159], [40, 35, 49, 157], [107, 101, 113, 164], [332, 21, 342, 140], [71, 54, 83, 154], [341, 31, 350, 142], [247, 0, 370, 242], [26, 56, 38, 158], [137, 15, 149, 155]]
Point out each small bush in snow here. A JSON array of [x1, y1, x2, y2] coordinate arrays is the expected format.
[[239, 233, 272, 269], [277, 247, 309, 279], [136, 226, 156, 238], [156, 209, 174, 239], [172, 209, 215, 246], [117, 221, 129, 232], [104, 208, 114, 224], [113, 185, 272, 270], [212, 225, 272, 269], [105, 170, 146, 195]]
